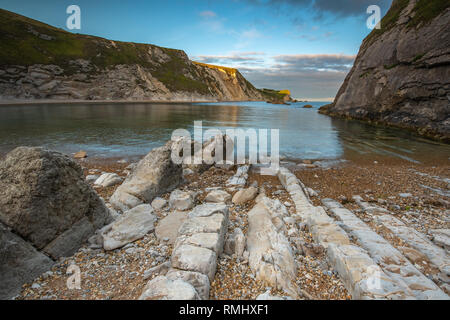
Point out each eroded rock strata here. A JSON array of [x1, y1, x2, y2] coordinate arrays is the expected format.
[[320, 0, 450, 141]]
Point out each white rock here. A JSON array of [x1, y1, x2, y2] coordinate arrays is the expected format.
[[139, 276, 199, 300], [86, 175, 99, 183], [188, 203, 229, 218], [171, 244, 217, 281], [166, 269, 210, 300], [151, 197, 167, 210], [232, 187, 258, 204], [430, 229, 450, 251], [175, 233, 223, 255], [205, 190, 231, 203], [178, 214, 227, 237], [94, 173, 123, 187], [169, 189, 196, 211], [247, 199, 297, 298], [256, 290, 293, 300], [102, 204, 157, 250]]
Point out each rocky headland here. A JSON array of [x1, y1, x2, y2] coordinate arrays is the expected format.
[[319, 0, 450, 142], [0, 9, 289, 103]]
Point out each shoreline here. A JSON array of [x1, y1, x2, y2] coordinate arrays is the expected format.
[[0, 98, 266, 106], [16, 152, 449, 300]]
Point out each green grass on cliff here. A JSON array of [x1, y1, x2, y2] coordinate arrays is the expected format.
[[0, 9, 158, 69], [258, 89, 288, 102], [364, 0, 449, 46]]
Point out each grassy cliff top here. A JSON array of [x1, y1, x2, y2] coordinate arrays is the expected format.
[[0, 8, 183, 69], [193, 62, 238, 76], [364, 0, 450, 47]]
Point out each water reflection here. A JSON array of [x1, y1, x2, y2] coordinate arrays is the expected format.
[[0, 101, 448, 164]]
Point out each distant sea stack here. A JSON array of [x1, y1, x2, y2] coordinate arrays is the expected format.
[[319, 0, 450, 142], [0, 9, 263, 102]]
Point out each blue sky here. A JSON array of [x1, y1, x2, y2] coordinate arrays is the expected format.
[[0, 0, 392, 100]]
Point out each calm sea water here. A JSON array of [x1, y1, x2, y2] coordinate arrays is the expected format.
[[0, 101, 449, 164]]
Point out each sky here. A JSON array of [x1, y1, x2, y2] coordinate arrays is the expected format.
[[0, 0, 393, 100]]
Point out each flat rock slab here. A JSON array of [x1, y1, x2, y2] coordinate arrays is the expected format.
[[430, 229, 450, 251], [323, 198, 448, 300], [188, 203, 228, 218], [175, 232, 223, 255], [205, 190, 231, 203], [171, 244, 217, 281], [102, 204, 157, 250], [247, 199, 297, 298], [327, 244, 406, 300], [178, 214, 227, 237], [139, 275, 199, 300], [155, 211, 188, 244]]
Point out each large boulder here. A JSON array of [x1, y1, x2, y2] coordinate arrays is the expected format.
[[110, 141, 182, 212], [0, 147, 111, 259], [0, 223, 54, 300]]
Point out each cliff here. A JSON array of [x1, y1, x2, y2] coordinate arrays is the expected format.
[[0, 9, 263, 102], [319, 0, 450, 142]]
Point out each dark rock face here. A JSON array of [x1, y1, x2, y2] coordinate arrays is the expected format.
[[0, 222, 54, 300], [320, 1, 450, 142], [0, 147, 111, 259]]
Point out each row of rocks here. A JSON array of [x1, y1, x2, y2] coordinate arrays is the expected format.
[[322, 198, 448, 299], [246, 196, 298, 298], [139, 165, 253, 300], [139, 202, 230, 299], [277, 167, 415, 299], [352, 196, 450, 285]]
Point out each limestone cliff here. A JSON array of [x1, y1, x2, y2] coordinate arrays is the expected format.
[[319, 0, 450, 142], [0, 9, 263, 102]]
